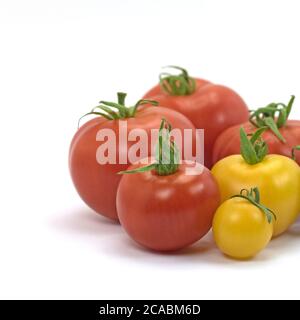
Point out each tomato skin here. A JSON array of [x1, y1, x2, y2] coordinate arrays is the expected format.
[[116, 161, 220, 251], [213, 197, 273, 259], [211, 154, 300, 236], [143, 79, 248, 168], [69, 107, 198, 221], [212, 120, 300, 165]]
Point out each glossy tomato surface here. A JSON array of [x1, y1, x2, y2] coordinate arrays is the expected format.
[[116, 161, 220, 251], [212, 154, 300, 236], [213, 197, 273, 259], [69, 107, 198, 221], [212, 120, 300, 165], [143, 79, 248, 168]]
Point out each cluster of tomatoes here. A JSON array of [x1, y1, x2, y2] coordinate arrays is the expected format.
[[69, 66, 300, 259]]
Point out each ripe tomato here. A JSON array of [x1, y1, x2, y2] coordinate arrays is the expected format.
[[117, 161, 220, 251], [213, 188, 274, 259], [212, 128, 300, 237], [143, 66, 248, 168], [213, 96, 300, 165], [117, 119, 220, 251], [69, 93, 198, 221]]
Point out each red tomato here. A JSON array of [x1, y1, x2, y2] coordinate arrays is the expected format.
[[69, 95, 198, 221], [116, 161, 220, 251], [143, 67, 248, 168], [212, 96, 300, 165], [213, 120, 300, 165]]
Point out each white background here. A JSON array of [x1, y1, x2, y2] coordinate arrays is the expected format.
[[1, 0, 300, 299]]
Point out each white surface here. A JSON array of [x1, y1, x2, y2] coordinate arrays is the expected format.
[[1, 0, 300, 299]]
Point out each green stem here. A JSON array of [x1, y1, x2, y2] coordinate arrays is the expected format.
[[240, 127, 268, 164], [130, 99, 158, 117], [78, 111, 113, 128], [231, 187, 276, 223], [78, 93, 158, 127], [249, 95, 295, 143], [98, 100, 127, 118], [119, 118, 180, 176], [159, 66, 196, 96], [118, 92, 126, 106], [292, 146, 300, 161]]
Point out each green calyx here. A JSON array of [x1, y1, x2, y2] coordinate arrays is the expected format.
[[249, 95, 295, 143], [292, 145, 300, 161], [240, 127, 268, 165], [119, 118, 180, 176], [231, 187, 276, 223], [159, 66, 196, 96], [78, 92, 158, 127]]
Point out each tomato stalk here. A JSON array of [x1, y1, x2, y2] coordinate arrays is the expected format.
[[249, 95, 295, 143], [240, 127, 268, 164], [78, 92, 158, 127], [231, 188, 276, 223], [159, 66, 196, 96], [119, 118, 180, 176], [292, 145, 300, 161]]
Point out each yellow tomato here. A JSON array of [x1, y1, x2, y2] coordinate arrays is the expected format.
[[213, 196, 273, 259], [212, 154, 300, 236]]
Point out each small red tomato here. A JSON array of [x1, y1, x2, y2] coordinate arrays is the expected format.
[[116, 120, 220, 251], [69, 93, 198, 221], [213, 96, 300, 165], [143, 66, 248, 168]]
